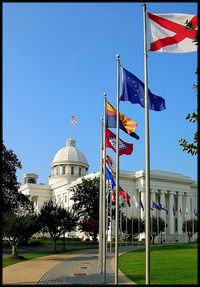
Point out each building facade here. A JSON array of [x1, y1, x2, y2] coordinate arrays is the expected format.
[[19, 138, 197, 242]]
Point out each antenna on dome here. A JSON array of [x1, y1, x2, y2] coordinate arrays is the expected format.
[[69, 115, 78, 138]]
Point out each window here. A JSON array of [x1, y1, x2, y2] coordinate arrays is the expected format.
[[62, 166, 66, 175], [71, 166, 74, 175], [79, 167, 81, 176]]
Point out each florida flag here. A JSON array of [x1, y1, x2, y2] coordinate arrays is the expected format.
[[148, 13, 198, 53]]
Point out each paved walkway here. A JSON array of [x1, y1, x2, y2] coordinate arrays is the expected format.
[[3, 246, 143, 285]]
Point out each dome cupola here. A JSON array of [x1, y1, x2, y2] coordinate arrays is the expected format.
[[49, 138, 89, 185]]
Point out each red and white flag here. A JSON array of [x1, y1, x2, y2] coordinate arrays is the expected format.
[[105, 128, 133, 156], [147, 13, 198, 53]]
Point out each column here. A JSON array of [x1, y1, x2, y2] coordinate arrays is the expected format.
[[186, 194, 191, 220], [177, 192, 184, 234], [150, 190, 156, 217], [160, 191, 167, 220], [140, 189, 145, 219], [168, 192, 175, 234]]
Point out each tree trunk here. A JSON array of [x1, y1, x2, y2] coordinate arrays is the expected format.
[[52, 238, 57, 252], [12, 244, 18, 256], [62, 235, 66, 251]]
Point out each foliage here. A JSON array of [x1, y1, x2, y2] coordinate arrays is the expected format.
[[121, 216, 145, 241], [150, 216, 165, 244], [182, 219, 198, 242], [2, 142, 33, 213], [70, 177, 100, 221], [179, 21, 198, 155], [79, 218, 99, 241], [2, 212, 41, 256], [39, 200, 77, 251]]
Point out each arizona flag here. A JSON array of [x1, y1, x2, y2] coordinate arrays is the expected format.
[[148, 13, 198, 53], [106, 102, 140, 140], [106, 128, 133, 156]]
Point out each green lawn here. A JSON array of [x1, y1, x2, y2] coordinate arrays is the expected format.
[[119, 243, 197, 285]]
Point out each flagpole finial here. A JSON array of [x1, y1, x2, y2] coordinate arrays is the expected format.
[[116, 53, 120, 59], [103, 93, 107, 99]]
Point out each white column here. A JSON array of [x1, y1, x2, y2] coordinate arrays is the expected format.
[[168, 192, 175, 234], [150, 190, 156, 217], [186, 194, 191, 220], [160, 191, 167, 220], [177, 192, 184, 234], [140, 189, 145, 219]]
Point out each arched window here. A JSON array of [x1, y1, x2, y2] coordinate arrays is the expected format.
[[71, 166, 74, 175], [62, 166, 66, 175]]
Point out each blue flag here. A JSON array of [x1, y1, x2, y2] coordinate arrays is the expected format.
[[105, 166, 115, 189], [120, 67, 166, 111], [152, 200, 161, 210], [158, 202, 167, 211], [140, 199, 144, 211]]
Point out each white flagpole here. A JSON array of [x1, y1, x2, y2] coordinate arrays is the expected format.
[[115, 53, 120, 285], [98, 118, 103, 274], [143, 4, 151, 284], [103, 93, 107, 283], [110, 189, 112, 254]]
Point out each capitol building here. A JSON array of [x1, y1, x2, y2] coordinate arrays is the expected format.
[[19, 137, 198, 242]]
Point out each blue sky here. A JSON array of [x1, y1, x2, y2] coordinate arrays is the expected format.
[[3, 2, 197, 184]]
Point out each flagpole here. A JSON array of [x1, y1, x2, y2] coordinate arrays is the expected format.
[[115, 53, 120, 285], [110, 190, 112, 254], [103, 93, 107, 283], [99, 118, 103, 274], [143, 4, 151, 284]]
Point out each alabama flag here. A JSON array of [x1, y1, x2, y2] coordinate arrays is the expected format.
[[147, 13, 198, 53]]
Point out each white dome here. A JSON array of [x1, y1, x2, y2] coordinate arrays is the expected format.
[[52, 139, 88, 167]]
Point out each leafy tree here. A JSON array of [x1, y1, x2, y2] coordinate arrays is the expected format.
[[150, 216, 165, 244], [70, 177, 100, 240], [3, 212, 41, 258], [79, 218, 99, 241], [70, 177, 100, 221], [182, 219, 198, 243], [121, 216, 145, 242], [179, 20, 198, 155], [39, 200, 77, 251], [2, 142, 33, 213]]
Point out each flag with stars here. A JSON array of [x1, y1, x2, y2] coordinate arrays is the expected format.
[[106, 128, 133, 156], [120, 67, 166, 111]]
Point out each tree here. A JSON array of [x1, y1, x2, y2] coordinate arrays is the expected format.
[[79, 218, 99, 241], [39, 200, 77, 251], [179, 21, 198, 155], [70, 177, 100, 221], [150, 216, 165, 244], [182, 219, 198, 243], [121, 216, 145, 242], [3, 212, 41, 258], [2, 143, 33, 213]]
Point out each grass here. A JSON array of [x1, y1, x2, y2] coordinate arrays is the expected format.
[[119, 243, 197, 285]]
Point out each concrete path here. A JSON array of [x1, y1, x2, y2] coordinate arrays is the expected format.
[[3, 246, 143, 285]]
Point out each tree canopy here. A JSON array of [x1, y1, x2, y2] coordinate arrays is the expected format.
[[70, 177, 100, 221], [2, 143, 33, 213], [39, 200, 77, 251]]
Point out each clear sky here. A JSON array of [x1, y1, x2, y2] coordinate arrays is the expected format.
[[3, 2, 197, 185]]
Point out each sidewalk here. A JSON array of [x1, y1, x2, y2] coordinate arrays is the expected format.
[[3, 246, 142, 285]]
